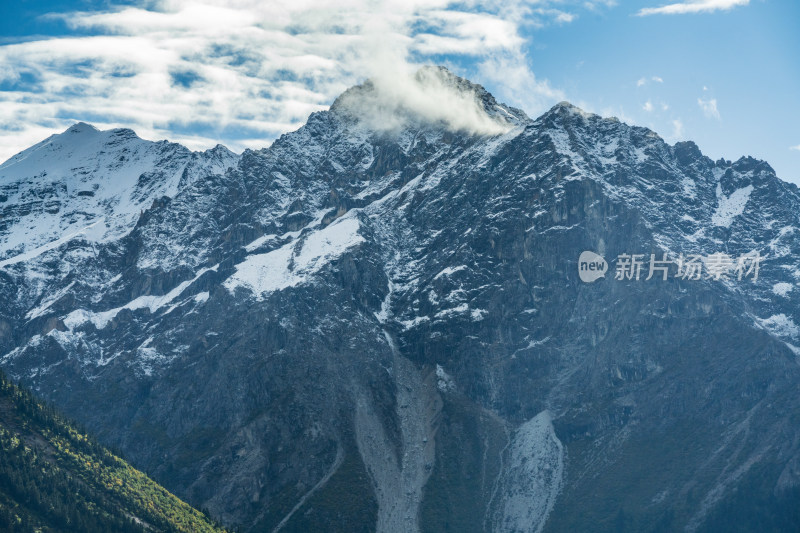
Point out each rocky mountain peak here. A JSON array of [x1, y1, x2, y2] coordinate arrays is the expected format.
[[0, 123, 239, 264], [2, 70, 800, 532], [329, 65, 527, 136], [64, 121, 99, 135]]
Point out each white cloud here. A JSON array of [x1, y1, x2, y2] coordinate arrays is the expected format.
[[596, 104, 635, 125], [791, 145, 800, 152], [637, 75, 662, 87], [547, 9, 577, 24], [555, 11, 576, 23], [643, 100, 654, 112], [698, 97, 720, 119], [637, 0, 749, 16], [584, 1, 618, 10], [670, 119, 684, 141], [334, 66, 512, 135], [477, 53, 564, 115], [0, 0, 597, 163]]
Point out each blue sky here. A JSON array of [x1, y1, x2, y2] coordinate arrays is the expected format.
[[1, 0, 798, 183]]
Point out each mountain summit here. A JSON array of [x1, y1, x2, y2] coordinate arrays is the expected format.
[[0, 122, 239, 265], [2, 70, 800, 532], [330, 65, 527, 135]]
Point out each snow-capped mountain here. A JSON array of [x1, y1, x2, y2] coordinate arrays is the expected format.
[[2, 67, 799, 532], [0, 122, 238, 264]]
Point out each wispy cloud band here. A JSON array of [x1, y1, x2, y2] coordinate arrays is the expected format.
[[0, 0, 589, 162], [638, 0, 749, 16]]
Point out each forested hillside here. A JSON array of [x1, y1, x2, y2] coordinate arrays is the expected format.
[[0, 370, 227, 533]]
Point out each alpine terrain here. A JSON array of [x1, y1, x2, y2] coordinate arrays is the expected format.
[[0, 368, 227, 532], [1, 66, 799, 532]]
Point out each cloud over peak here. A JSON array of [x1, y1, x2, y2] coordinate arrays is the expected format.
[[331, 66, 521, 135], [0, 0, 581, 163]]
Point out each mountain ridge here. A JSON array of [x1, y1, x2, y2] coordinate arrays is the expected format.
[[1, 68, 800, 532]]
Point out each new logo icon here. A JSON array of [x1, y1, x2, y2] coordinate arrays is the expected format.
[[579, 251, 607, 283]]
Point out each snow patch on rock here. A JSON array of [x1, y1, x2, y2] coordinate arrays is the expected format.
[[711, 183, 753, 227], [492, 410, 563, 533], [435, 364, 455, 393], [64, 266, 216, 330], [773, 283, 793, 297], [224, 216, 364, 299], [758, 313, 800, 339]]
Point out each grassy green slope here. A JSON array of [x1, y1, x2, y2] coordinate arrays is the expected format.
[[0, 369, 228, 533]]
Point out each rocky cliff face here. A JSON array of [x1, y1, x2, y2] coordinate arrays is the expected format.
[[2, 67, 800, 532]]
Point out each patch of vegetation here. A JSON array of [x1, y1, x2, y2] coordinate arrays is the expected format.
[[0, 369, 228, 533]]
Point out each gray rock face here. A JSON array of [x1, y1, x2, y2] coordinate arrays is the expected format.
[[2, 68, 800, 532]]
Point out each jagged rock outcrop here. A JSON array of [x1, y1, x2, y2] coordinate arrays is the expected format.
[[2, 67, 800, 532]]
